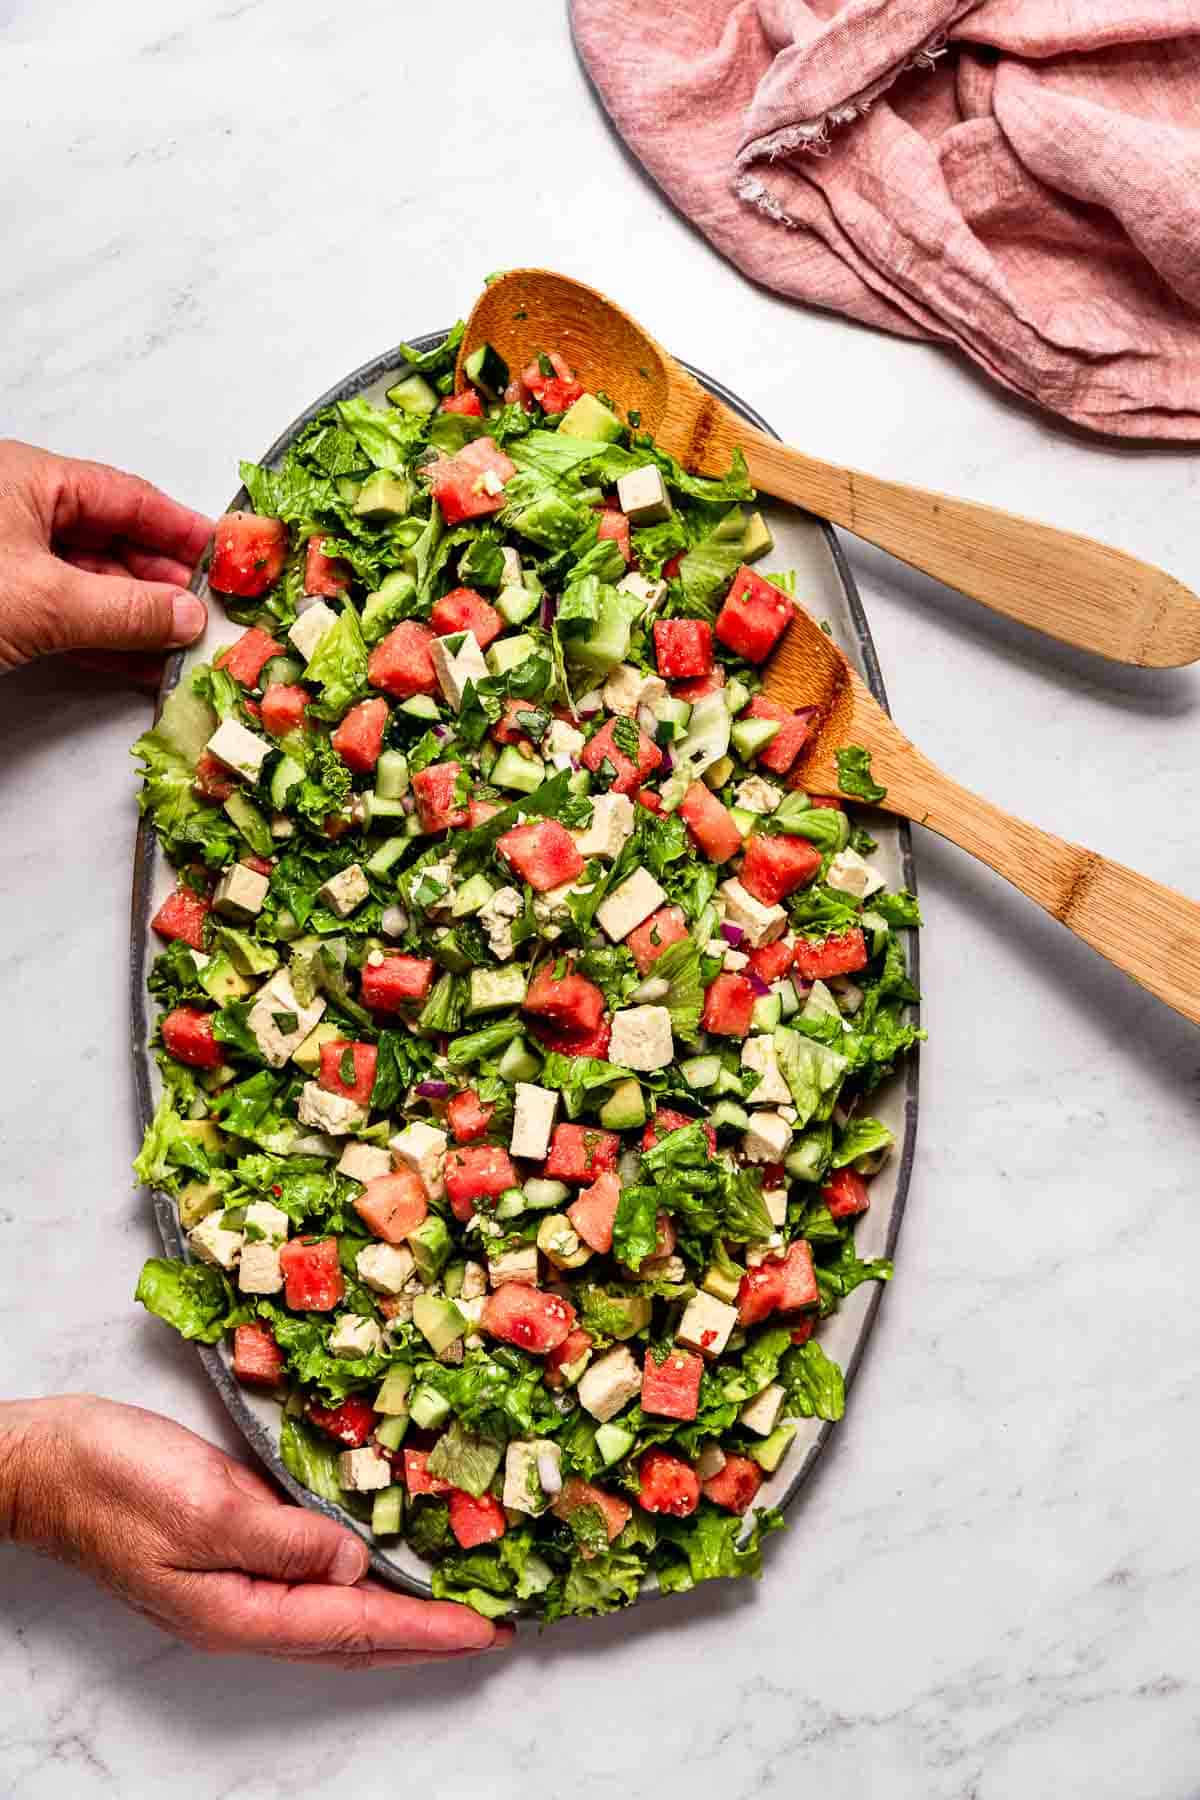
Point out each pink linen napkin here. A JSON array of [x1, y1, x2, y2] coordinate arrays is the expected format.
[[571, 0, 1200, 438]]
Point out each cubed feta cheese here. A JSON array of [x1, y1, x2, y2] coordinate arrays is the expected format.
[[337, 1446, 392, 1492], [510, 1083, 558, 1162], [741, 1035, 792, 1108], [829, 974, 865, 1016], [502, 1439, 562, 1516], [763, 1187, 789, 1227], [271, 812, 294, 840], [430, 630, 488, 712], [676, 1291, 738, 1357], [247, 969, 326, 1069], [545, 717, 585, 771], [577, 1346, 642, 1423], [487, 1243, 539, 1288], [460, 1260, 487, 1301], [213, 862, 270, 922], [739, 1382, 785, 1436], [336, 1142, 393, 1184], [601, 662, 668, 719], [238, 1241, 283, 1295], [826, 848, 886, 900], [719, 878, 787, 948], [205, 717, 271, 783], [355, 1242, 416, 1296], [329, 1313, 384, 1359], [609, 1004, 673, 1072], [317, 863, 370, 919], [723, 949, 749, 972], [734, 776, 782, 816], [695, 1443, 727, 1481], [288, 600, 339, 664], [478, 885, 523, 962], [297, 1081, 367, 1136], [571, 792, 635, 861], [388, 1121, 448, 1198], [617, 570, 667, 614], [532, 879, 588, 943], [189, 1214, 243, 1272], [741, 1110, 794, 1164], [616, 464, 673, 525], [245, 1200, 289, 1244], [596, 867, 668, 942], [500, 546, 522, 587]]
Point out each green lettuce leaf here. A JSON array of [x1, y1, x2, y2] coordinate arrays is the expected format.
[[134, 1257, 236, 1345], [834, 744, 887, 804], [830, 1116, 893, 1168], [611, 1184, 660, 1272], [773, 1027, 849, 1127], [280, 1415, 346, 1504], [301, 606, 369, 722], [779, 1339, 845, 1421], [654, 1502, 784, 1593]]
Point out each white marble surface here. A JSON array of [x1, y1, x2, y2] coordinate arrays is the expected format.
[[3, 3, 1200, 1796]]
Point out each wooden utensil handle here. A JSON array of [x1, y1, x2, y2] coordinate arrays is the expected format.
[[886, 750, 1200, 1024], [739, 429, 1200, 669]]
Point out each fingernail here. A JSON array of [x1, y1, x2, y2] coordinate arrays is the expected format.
[[169, 593, 206, 647], [330, 1540, 366, 1587]]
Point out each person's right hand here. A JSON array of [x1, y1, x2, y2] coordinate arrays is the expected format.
[[1, 1395, 512, 1667], [0, 439, 211, 674]]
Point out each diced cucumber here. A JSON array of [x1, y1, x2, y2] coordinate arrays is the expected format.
[[376, 749, 409, 800], [452, 873, 496, 918], [861, 910, 890, 955], [491, 744, 545, 794], [399, 694, 441, 722], [478, 741, 499, 780], [433, 928, 473, 973], [710, 1099, 750, 1133], [772, 791, 811, 827], [496, 583, 540, 626], [801, 981, 840, 1025], [776, 978, 800, 1019], [599, 1077, 646, 1132], [750, 1422, 797, 1474], [594, 1421, 636, 1466], [354, 473, 412, 521], [371, 1485, 405, 1536], [486, 633, 538, 677], [374, 1366, 413, 1416], [261, 654, 304, 688], [567, 769, 591, 797], [558, 392, 623, 441], [724, 677, 752, 717], [365, 835, 409, 876], [495, 1188, 527, 1221], [270, 753, 305, 810], [680, 1054, 722, 1090], [741, 511, 774, 562], [374, 1414, 408, 1452], [785, 1138, 828, 1183], [731, 717, 782, 760], [387, 372, 438, 414], [651, 695, 692, 744], [408, 1215, 451, 1282], [463, 342, 510, 399], [224, 791, 273, 858], [467, 964, 527, 1014], [727, 806, 757, 839], [676, 691, 731, 777], [751, 992, 782, 1031], [442, 1260, 466, 1298], [567, 588, 643, 679], [408, 1383, 452, 1431], [497, 1036, 540, 1082], [523, 1177, 570, 1211], [712, 1061, 747, 1097], [364, 792, 408, 826]]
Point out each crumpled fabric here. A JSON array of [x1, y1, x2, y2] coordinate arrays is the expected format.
[[571, 0, 1200, 438]]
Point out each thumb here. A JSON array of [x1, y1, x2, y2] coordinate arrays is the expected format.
[[211, 1495, 370, 1588], [38, 555, 207, 654]]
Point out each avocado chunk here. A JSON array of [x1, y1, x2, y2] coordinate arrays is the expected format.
[[750, 1421, 797, 1474], [485, 633, 538, 677], [387, 372, 438, 415], [374, 1366, 413, 1416], [701, 1261, 743, 1306], [599, 1078, 646, 1132], [354, 473, 412, 521], [426, 1419, 503, 1497], [291, 1019, 342, 1073], [408, 1214, 452, 1282], [180, 1118, 224, 1158], [178, 1178, 223, 1229], [199, 951, 253, 1006], [536, 1213, 593, 1271], [223, 791, 274, 858], [467, 964, 528, 1015], [582, 1286, 652, 1340], [741, 510, 775, 563], [558, 393, 624, 442], [412, 1294, 467, 1355]]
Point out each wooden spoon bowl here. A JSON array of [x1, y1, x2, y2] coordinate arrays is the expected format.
[[460, 269, 1200, 668]]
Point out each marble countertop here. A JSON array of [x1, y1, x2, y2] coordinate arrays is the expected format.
[[3, 3, 1200, 1796]]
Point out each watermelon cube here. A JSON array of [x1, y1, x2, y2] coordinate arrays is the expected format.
[[354, 1171, 429, 1243], [641, 1348, 703, 1422], [543, 1124, 620, 1184], [715, 566, 795, 663], [426, 437, 515, 525], [232, 1322, 284, 1388], [441, 389, 483, 417], [596, 506, 631, 563], [566, 1172, 621, 1254], [744, 695, 819, 775], [653, 618, 713, 680], [361, 954, 435, 1012], [318, 1040, 378, 1107], [403, 1448, 454, 1495], [581, 717, 663, 796], [551, 1477, 631, 1546], [260, 683, 309, 737], [161, 1006, 222, 1069], [701, 971, 757, 1038], [215, 626, 284, 688], [637, 1448, 700, 1517], [279, 1237, 344, 1311], [822, 1169, 871, 1219], [331, 697, 389, 774], [151, 885, 210, 952], [544, 1327, 595, 1390], [626, 905, 689, 975], [306, 1394, 376, 1448], [523, 963, 605, 1035], [679, 781, 742, 863], [641, 1108, 717, 1155], [792, 928, 868, 980], [447, 1088, 496, 1143], [497, 819, 584, 892], [412, 761, 468, 833], [431, 587, 502, 650], [367, 620, 438, 699], [480, 1283, 577, 1354], [305, 533, 351, 597], [444, 1145, 519, 1221], [448, 1491, 507, 1549], [740, 833, 822, 905], [701, 1454, 764, 1515], [210, 512, 287, 599]]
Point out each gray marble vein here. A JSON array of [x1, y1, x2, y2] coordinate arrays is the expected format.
[[3, 2, 1200, 1796]]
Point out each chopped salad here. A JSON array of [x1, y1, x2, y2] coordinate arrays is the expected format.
[[132, 316, 922, 1621]]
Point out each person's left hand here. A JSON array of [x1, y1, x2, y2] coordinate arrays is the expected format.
[[0, 439, 212, 675]]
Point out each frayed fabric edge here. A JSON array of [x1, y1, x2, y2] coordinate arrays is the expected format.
[[733, 29, 952, 182]]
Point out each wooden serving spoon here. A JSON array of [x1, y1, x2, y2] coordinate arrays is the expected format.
[[458, 269, 1200, 668]]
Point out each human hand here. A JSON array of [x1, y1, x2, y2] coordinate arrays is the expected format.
[[0, 1396, 512, 1667], [0, 440, 212, 674]]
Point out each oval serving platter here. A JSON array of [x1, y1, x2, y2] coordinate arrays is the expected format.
[[131, 332, 920, 1604]]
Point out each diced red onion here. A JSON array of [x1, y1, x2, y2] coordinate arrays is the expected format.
[[721, 923, 744, 945], [401, 793, 415, 814], [540, 595, 557, 629], [659, 752, 674, 774], [793, 977, 813, 998], [416, 1079, 451, 1099], [746, 970, 771, 996], [576, 689, 603, 717], [437, 1034, 450, 1056], [431, 723, 448, 740]]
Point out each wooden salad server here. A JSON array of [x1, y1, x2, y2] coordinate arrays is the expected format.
[[458, 269, 1200, 669]]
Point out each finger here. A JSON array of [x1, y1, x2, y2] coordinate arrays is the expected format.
[[196, 1573, 506, 1662], [119, 545, 198, 588], [35, 556, 206, 653], [51, 458, 213, 564], [205, 1490, 372, 1588]]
